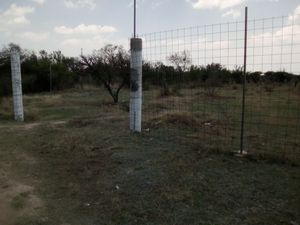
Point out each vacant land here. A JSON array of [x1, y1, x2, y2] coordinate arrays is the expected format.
[[0, 86, 299, 225]]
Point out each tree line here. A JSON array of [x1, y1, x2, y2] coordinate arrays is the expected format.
[[0, 43, 130, 103], [0, 45, 299, 103]]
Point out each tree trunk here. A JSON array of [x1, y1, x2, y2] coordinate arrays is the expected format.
[[113, 94, 118, 103]]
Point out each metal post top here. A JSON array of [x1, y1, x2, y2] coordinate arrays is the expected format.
[[130, 37, 142, 42], [130, 38, 142, 51]]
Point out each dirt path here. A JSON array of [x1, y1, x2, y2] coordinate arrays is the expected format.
[[0, 179, 43, 225], [0, 136, 44, 225]]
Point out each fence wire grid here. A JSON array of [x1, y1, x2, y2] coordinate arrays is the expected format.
[[137, 13, 300, 163]]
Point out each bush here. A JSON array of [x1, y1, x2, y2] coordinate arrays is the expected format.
[[264, 82, 275, 93]]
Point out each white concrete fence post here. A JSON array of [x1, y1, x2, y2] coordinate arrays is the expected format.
[[130, 38, 143, 132], [10, 50, 24, 121]]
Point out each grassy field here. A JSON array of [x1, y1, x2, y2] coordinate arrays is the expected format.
[[0, 85, 299, 225], [143, 83, 300, 163]]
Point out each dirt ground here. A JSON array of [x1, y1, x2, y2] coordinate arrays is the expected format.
[[0, 88, 299, 225]]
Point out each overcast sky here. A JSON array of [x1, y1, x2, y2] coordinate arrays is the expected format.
[[0, 0, 299, 57]]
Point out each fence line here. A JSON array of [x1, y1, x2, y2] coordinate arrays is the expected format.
[[136, 12, 300, 163], [140, 14, 300, 74]]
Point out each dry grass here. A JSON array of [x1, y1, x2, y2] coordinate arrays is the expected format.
[[0, 97, 12, 120], [143, 110, 223, 129], [0, 88, 299, 225], [144, 111, 201, 128], [143, 84, 299, 164], [0, 97, 38, 122]]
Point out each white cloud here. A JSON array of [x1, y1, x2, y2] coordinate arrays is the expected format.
[[64, 0, 96, 10], [20, 31, 49, 42], [28, 0, 46, 5], [54, 24, 117, 35], [289, 5, 300, 24], [222, 9, 241, 18], [56, 23, 120, 56], [60, 35, 129, 56], [188, 0, 245, 10], [0, 4, 35, 29]]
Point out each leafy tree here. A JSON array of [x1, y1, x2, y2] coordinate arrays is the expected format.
[[155, 62, 172, 96], [166, 50, 192, 91], [264, 71, 292, 83], [247, 71, 262, 83], [81, 44, 130, 103], [167, 50, 191, 72], [66, 57, 86, 89], [0, 43, 79, 96], [230, 66, 243, 84]]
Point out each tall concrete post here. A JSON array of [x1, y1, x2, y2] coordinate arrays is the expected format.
[[10, 50, 24, 121], [130, 38, 143, 132]]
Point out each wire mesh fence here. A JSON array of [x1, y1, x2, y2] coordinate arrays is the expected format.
[[138, 13, 300, 164]]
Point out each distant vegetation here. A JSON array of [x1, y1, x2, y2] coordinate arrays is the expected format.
[[0, 43, 299, 102]]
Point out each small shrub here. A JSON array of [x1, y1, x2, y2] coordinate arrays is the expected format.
[[232, 85, 238, 90], [204, 76, 220, 97], [203, 68, 223, 97], [204, 85, 218, 97], [264, 82, 275, 93]]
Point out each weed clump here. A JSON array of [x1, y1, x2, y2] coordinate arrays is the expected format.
[[144, 111, 202, 129]]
